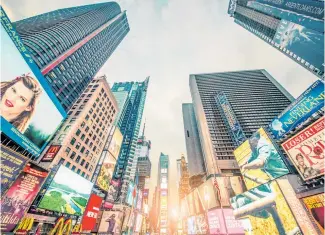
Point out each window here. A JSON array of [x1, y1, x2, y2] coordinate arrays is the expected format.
[[80, 146, 85, 153], [70, 138, 76, 145], [85, 115, 89, 120], [81, 159, 85, 166], [81, 121, 86, 128], [76, 156, 81, 163], [89, 142, 93, 148], [93, 135, 97, 141], [70, 152, 76, 160], [187, 130, 190, 137], [89, 131, 93, 137], [77, 169, 81, 174], [76, 129, 81, 136], [58, 134, 66, 142], [76, 142, 81, 149], [85, 126, 89, 132], [93, 146, 97, 151], [81, 172, 85, 177], [66, 162, 71, 167], [64, 125, 71, 132], [85, 163, 89, 169], [72, 166, 76, 171], [89, 108, 93, 114], [69, 118, 76, 123], [89, 166, 93, 172], [75, 111, 81, 116], [85, 138, 89, 144], [59, 158, 65, 164], [81, 134, 85, 140], [65, 147, 71, 155], [85, 150, 89, 156]]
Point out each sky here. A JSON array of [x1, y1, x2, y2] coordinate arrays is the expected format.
[[2, 0, 318, 214]]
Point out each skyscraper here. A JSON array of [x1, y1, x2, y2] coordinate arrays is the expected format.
[[190, 69, 294, 177], [14, 2, 130, 110], [227, 0, 324, 78], [136, 135, 152, 190], [111, 77, 149, 202], [158, 153, 169, 235]]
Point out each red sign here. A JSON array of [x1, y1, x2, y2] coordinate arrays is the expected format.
[[81, 194, 103, 231], [40, 145, 61, 163]]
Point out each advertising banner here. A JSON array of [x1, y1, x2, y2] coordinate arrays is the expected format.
[[104, 179, 120, 209], [98, 211, 123, 233], [230, 181, 301, 235], [108, 127, 123, 159], [81, 194, 103, 231], [282, 117, 324, 181], [302, 194, 324, 233], [0, 162, 48, 232], [0, 9, 66, 157], [136, 190, 143, 211], [0, 146, 28, 196], [234, 127, 289, 190], [38, 166, 93, 216], [126, 181, 137, 207], [40, 145, 61, 163], [96, 152, 116, 192]]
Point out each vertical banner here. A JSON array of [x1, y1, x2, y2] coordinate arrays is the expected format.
[[40, 145, 61, 163], [302, 194, 324, 234], [0, 163, 48, 232], [81, 194, 103, 232]]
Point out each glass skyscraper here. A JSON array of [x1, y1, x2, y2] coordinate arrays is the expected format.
[[228, 0, 324, 79], [158, 152, 169, 235], [190, 69, 294, 177], [13, 2, 130, 110]]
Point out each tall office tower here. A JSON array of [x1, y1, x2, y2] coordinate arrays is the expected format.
[[13, 2, 130, 110], [177, 155, 191, 204], [111, 77, 149, 202], [38, 76, 118, 179], [190, 69, 294, 177], [228, 0, 324, 78], [135, 134, 152, 190], [157, 153, 169, 235], [182, 103, 206, 188]]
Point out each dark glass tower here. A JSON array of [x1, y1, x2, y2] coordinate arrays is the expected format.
[[190, 69, 294, 177], [14, 2, 130, 110]]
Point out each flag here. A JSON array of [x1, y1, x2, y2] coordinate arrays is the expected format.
[[213, 178, 221, 202]]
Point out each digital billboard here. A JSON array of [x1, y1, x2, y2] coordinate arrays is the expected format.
[[231, 181, 301, 235], [269, 80, 324, 140], [126, 181, 137, 207], [98, 211, 123, 234], [0, 146, 28, 196], [1, 163, 48, 232], [0, 9, 66, 157], [282, 117, 324, 181], [96, 152, 116, 191], [302, 194, 324, 233], [38, 166, 93, 216], [105, 179, 120, 209], [234, 127, 289, 190], [81, 194, 103, 232], [40, 145, 61, 163], [108, 127, 123, 159]]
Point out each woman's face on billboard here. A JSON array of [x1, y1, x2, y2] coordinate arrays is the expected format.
[[1, 81, 33, 121]]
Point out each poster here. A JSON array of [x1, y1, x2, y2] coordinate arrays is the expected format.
[[108, 127, 123, 159], [40, 145, 61, 163], [234, 127, 289, 190], [0, 10, 66, 156], [0, 146, 28, 196], [230, 181, 300, 235], [282, 117, 324, 181], [98, 211, 123, 233], [104, 179, 120, 209], [81, 194, 103, 231], [126, 181, 137, 207], [0, 163, 48, 232], [302, 194, 324, 233], [96, 152, 116, 192]]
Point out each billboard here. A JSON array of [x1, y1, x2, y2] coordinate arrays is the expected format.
[[108, 127, 123, 158], [126, 181, 137, 207], [136, 190, 143, 211], [40, 145, 61, 163], [0, 146, 28, 196], [104, 179, 120, 209], [0, 10, 66, 157], [282, 117, 324, 181], [96, 152, 116, 191], [81, 194, 103, 232], [38, 166, 93, 216], [234, 127, 289, 190], [302, 194, 324, 233], [187, 215, 207, 235], [98, 211, 123, 233], [0, 162, 48, 232], [230, 181, 300, 234]]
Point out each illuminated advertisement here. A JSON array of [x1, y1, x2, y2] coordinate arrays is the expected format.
[[98, 211, 123, 233], [108, 127, 123, 158], [126, 182, 137, 207], [0, 10, 66, 157], [96, 152, 116, 192], [81, 194, 103, 231], [40, 145, 61, 163], [38, 166, 93, 215], [234, 127, 289, 190], [231, 181, 301, 234], [136, 190, 143, 211], [269, 76, 324, 140], [135, 213, 143, 232], [1, 163, 48, 232], [0, 146, 28, 196], [105, 179, 120, 209], [282, 117, 324, 181], [302, 194, 324, 233]]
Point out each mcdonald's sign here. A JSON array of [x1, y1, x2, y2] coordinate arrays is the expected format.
[[15, 217, 34, 235], [49, 217, 72, 235], [40, 145, 61, 163]]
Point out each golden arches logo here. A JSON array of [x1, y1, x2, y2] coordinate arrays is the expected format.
[[16, 217, 34, 231], [49, 217, 72, 235]]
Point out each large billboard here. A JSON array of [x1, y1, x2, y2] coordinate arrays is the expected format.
[[0, 9, 66, 157], [230, 181, 301, 234], [282, 117, 324, 181], [96, 152, 116, 192], [0, 146, 28, 196], [108, 127, 123, 159], [234, 127, 289, 190], [104, 179, 120, 209], [40, 145, 61, 163], [126, 181, 137, 207], [38, 166, 93, 216], [81, 194, 103, 232], [269, 75, 324, 140], [302, 194, 324, 234], [98, 211, 123, 234], [0, 162, 48, 232]]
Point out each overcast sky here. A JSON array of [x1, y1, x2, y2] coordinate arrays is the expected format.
[[3, 0, 318, 214]]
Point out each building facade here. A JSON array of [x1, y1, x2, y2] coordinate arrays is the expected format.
[[228, 0, 324, 79], [111, 77, 149, 202], [189, 69, 294, 177], [14, 2, 130, 110], [135, 135, 152, 190], [177, 154, 191, 204], [39, 76, 118, 180]]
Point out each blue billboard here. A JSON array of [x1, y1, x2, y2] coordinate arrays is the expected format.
[[0, 8, 67, 157], [269, 80, 324, 139]]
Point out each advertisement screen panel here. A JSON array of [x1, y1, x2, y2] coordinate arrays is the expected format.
[[105, 179, 120, 209], [302, 194, 324, 233], [282, 117, 324, 181], [38, 166, 93, 215], [1, 11, 66, 157], [108, 127, 123, 159], [96, 152, 116, 191], [231, 181, 300, 234], [0, 146, 28, 196], [126, 182, 137, 207], [269, 79, 324, 140], [0, 162, 48, 232], [234, 127, 289, 190], [81, 194, 103, 231], [40, 145, 61, 163], [98, 211, 123, 233]]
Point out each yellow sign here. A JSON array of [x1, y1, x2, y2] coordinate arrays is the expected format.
[[15, 217, 34, 231], [49, 217, 72, 235]]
